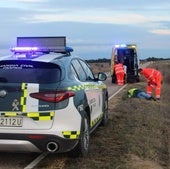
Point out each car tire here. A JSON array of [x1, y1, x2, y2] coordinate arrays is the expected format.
[[124, 74, 127, 84], [101, 97, 108, 126], [69, 113, 90, 157], [136, 76, 140, 82], [111, 75, 116, 83]]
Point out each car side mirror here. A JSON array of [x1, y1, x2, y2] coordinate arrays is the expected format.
[[97, 72, 107, 81]]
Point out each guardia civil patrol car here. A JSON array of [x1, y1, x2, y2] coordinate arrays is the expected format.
[[0, 37, 108, 157]]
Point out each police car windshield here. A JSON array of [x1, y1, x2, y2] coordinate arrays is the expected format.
[[0, 60, 62, 83]]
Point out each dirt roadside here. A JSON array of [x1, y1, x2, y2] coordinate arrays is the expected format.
[[36, 61, 169, 169]]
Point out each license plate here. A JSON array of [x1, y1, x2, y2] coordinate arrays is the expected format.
[[0, 117, 23, 127]]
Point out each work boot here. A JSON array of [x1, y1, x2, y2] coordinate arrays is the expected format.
[[148, 96, 156, 101]]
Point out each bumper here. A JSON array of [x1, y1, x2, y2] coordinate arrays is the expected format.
[[0, 133, 78, 153]]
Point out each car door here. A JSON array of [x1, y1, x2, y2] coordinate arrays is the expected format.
[[71, 58, 103, 128]]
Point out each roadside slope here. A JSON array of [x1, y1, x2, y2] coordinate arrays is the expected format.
[[63, 61, 170, 169], [36, 61, 170, 169]]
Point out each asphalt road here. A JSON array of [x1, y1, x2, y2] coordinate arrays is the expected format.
[[105, 75, 127, 99]]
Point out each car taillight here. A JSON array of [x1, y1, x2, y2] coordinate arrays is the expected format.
[[27, 135, 47, 140], [30, 91, 75, 103]]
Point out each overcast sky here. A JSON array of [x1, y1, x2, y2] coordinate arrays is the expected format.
[[0, 0, 170, 59]]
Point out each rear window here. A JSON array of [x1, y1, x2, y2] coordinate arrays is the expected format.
[[0, 60, 62, 83]]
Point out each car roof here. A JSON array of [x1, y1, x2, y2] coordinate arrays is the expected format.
[[0, 52, 63, 61]]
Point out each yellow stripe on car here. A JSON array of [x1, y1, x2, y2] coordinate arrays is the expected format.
[[20, 83, 28, 112], [3, 112, 17, 116], [67, 84, 106, 91], [67, 85, 85, 91], [1, 111, 54, 121], [98, 84, 107, 89], [62, 131, 80, 139], [91, 112, 103, 127]]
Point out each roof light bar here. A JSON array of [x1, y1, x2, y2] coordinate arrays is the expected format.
[[130, 45, 136, 48], [114, 44, 137, 49], [115, 44, 127, 48], [11, 46, 73, 54], [11, 37, 73, 54], [11, 47, 39, 53]]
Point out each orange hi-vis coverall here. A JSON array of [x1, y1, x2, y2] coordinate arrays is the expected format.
[[114, 63, 125, 85], [141, 68, 162, 99]]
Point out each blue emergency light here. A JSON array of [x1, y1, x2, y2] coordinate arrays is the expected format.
[[11, 47, 39, 53], [115, 44, 127, 48], [114, 44, 136, 49]]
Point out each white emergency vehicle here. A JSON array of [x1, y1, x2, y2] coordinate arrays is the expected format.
[[0, 36, 108, 157]]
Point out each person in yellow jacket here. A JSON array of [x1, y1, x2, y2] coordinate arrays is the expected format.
[[114, 62, 125, 85], [138, 68, 162, 100], [127, 88, 156, 100]]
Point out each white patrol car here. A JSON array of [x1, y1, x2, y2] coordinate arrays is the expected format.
[[0, 37, 108, 157]]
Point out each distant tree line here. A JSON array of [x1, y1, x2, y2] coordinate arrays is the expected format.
[[86, 58, 110, 63], [144, 57, 170, 62], [87, 57, 170, 63]]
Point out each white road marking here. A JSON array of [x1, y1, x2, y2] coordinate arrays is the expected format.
[[24, 152, 48, 169], [109, 84, 128, 101]]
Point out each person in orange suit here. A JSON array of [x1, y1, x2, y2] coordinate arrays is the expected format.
[[114, 62, 125, 85], [138, 68, 162, 100]]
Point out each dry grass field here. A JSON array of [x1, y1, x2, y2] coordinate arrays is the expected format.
[[36, 61, 170, 169], [88, 62, 111, 74]]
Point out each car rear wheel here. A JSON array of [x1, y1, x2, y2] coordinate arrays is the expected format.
[[69, 113, 90, 157]]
